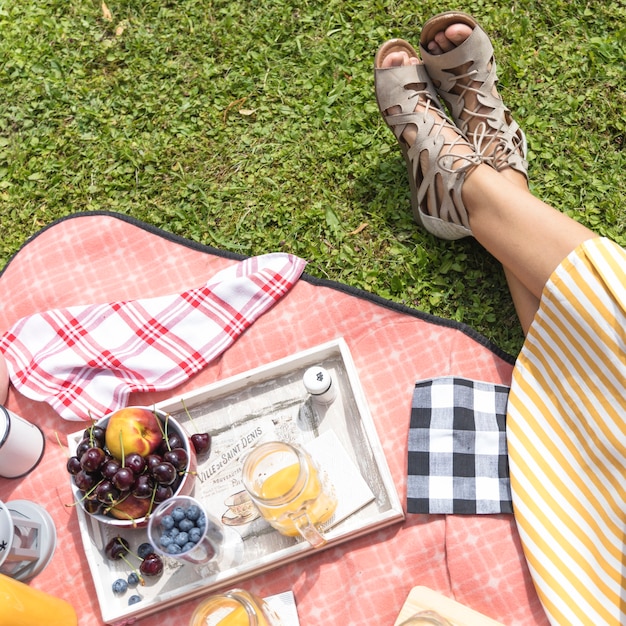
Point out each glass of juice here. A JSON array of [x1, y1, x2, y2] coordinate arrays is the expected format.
[[190, 589, 283, 626], [241, 441, 337, 548]]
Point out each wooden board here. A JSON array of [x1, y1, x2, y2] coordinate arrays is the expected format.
[[394, 587, 505, 626]]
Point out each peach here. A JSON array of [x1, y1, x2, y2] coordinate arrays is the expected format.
[[108, 494, 151, 522], [105, 407, 163, 459]]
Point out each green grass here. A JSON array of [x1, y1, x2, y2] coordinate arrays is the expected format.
[[1, 0, 625, 355]]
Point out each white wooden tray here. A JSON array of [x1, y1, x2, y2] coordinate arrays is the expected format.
[[69, 338, 404, 624]]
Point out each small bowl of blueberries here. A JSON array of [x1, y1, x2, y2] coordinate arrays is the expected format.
[[147, 495, 225, 564]]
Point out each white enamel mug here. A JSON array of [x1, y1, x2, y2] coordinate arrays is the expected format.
[[0, 407, 45, 479]]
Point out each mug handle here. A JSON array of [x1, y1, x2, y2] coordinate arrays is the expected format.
[[290, 510, 327, 548]]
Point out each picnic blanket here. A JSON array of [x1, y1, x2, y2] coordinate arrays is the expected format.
[[0, 212, 548, 625]]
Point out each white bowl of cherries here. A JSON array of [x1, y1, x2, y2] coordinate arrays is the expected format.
[[67, 406, 210, 528]]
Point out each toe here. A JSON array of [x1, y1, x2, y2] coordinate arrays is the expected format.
[[381, 50, 411, 68], [427, 40, 444, 55], [444, 24, 473, 47], [433, 31, 455, 53], [379, 45, 421, 69]]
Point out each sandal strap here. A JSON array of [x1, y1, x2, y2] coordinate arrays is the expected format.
[[407, 124, 482, 234], [375, 63, 446, 142], [375, 55, 483, 239], [420, 21, 528, 178]]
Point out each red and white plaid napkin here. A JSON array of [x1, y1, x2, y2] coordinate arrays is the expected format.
[[0, 253, 306, 421]]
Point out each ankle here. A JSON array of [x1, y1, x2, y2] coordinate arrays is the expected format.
[[460, 162, 500, 224], [500, 168, 529, 191]]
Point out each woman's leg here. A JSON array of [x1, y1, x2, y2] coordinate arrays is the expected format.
[[378, 48, 596, 319], [422, 22, 539, 330], [504, 270, 539, 335], [463, 164, 596, 300], [421, 23, 596, 327]]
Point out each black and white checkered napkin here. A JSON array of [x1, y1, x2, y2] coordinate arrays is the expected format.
[[407, 377, 513, 515]]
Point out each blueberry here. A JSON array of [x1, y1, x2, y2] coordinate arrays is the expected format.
[[137, 542, 153, 559], [174, 531, 189, 546], [161, 527, 179, 541], [197, 514, 206, 530], [178, 518, 194, 532], [171, 506, 186, 522], [128, 595, 142, 605], [112, 578, 128, 594], [182, 541, 196, 552], [166, 543, 182, 554], [160, 514, 175, 530], [188, 527, 203, 543], [127, 572, 140, 587], [186, 505, 202, 521], [159, 534, 173, 547]]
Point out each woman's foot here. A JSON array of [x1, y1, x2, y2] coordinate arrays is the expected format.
[[419, 12, 528, 187], [374, 39, 484, 239]]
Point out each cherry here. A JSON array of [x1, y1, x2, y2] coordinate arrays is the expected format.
[[113, 467, 135, 491], [158, 433, 182, 454], [133, 474, 154, 499], [151, 462, 177, 486], [101, 458, 122, 480], [105, 536, 130, 560], [191, 433, 211, 455], [67, 456, 82, 475], [153, 484, 173, 503], [145, 454, 163, 472], [96, 480, 120, 505], [163, 448, 188, 470], [75, 438, 92, 459], [84, 499, 103, 515], [140, 553, 163, 577], [74, 469, 98, 492], [124, 453, 146, 475], [83, 425, 106, 447], [180, 399, 211, 456], [81, 447, 106, 472]]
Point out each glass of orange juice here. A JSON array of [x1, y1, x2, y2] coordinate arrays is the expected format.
[[241, 441, 337, 548], [189, 588, 283, 626]]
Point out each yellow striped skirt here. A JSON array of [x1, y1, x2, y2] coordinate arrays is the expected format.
[[507, 237, 626, 625]]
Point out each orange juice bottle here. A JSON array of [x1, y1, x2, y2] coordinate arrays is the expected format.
[[0, 573, 78, 626]]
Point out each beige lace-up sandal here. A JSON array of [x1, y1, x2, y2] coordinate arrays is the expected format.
[[374, 39, 484, 240], [419, 12, 528, 178]]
